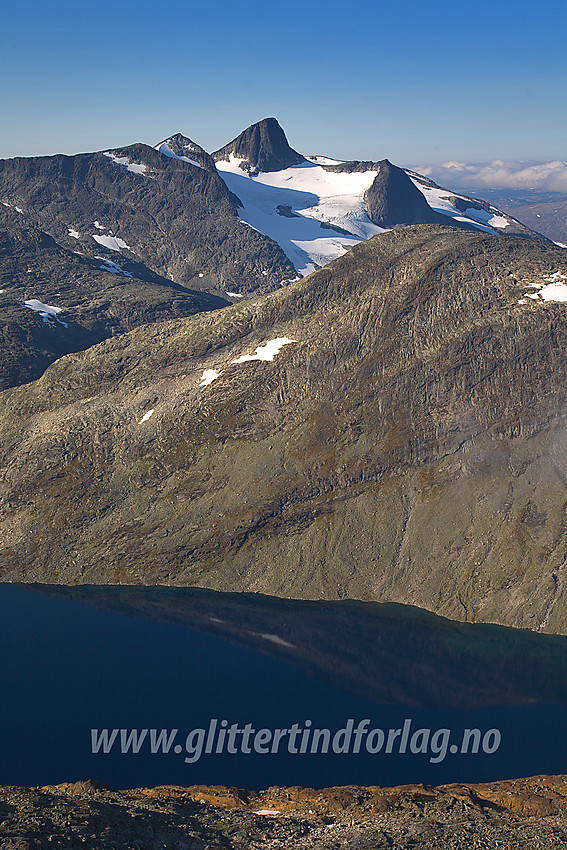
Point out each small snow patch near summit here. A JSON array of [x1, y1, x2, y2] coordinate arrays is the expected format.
[[104, 152, 148, 175], [232, 337, 296, 364], [138, 409, 154, 424], [156, 141, 203, 168], [307, 155, 345, 165]]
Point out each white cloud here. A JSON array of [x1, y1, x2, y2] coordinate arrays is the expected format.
[[412, 160, 567, 192]]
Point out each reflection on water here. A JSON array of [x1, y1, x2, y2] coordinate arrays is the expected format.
[[1, 583, 567, 789]]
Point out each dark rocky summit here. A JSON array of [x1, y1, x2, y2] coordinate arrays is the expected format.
[[363, 160, 449, 228], [213, 117, 306, 173], [155, 133, 218, 172], [320, 157, 448, 227], [2, 776, 567, 848], [2, 225, 567, 633]]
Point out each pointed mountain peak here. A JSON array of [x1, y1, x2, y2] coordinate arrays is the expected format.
[[364, 159, 451, 228], [155, 133, 217, 172], [213, 117, 306, 173]]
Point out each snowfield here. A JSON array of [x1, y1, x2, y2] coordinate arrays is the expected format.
[[406, 175, 511, 233], [215, 154, 517, 277], [215, 155, 385, 275]]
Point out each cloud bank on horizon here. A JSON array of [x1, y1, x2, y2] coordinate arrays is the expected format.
[[414, 160, 567, 193]]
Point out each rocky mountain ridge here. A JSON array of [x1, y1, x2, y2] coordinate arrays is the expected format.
[[2, 224, 567, 633]]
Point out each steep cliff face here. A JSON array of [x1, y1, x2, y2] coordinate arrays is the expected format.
[[213, 117, 306, 172], [1, 225, 567, 632]]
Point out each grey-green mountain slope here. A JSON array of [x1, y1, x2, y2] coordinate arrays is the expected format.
[[2, 225, 567, 633]]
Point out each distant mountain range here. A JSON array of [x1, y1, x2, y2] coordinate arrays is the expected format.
[[0, 117, 546, 294], [0, 117, 551, 392], [2, 119, 567, 635]]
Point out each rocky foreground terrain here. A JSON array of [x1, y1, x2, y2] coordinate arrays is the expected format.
[[2, 776, 567, 849]]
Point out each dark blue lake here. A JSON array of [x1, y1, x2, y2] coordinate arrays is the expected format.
[[1, 583, 567, 790]]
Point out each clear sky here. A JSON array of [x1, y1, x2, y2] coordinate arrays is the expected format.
[[1, 0, 565, 167]]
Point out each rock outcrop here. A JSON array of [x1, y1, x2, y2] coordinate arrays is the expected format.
[[2, 776, 567, 848]]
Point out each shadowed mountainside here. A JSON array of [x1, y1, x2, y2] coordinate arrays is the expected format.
[[0, 142, 296, 295], [0, 209, 229, 390]]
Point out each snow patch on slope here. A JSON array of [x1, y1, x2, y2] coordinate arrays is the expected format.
[[406, 176, 510, 233], [24, 299, 68, 327], [519, 272, 567, 303], [104, 151, 148, 175], [198, 338, 297, 389], [97, 257, 133, 277], [199, 369, 224, 386], [232, 337, 296, 363], [93, 234, 132, 252]]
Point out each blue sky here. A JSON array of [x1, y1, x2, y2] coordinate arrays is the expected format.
[[1, 0, 566, 168]]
